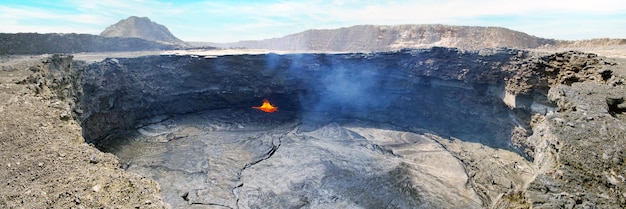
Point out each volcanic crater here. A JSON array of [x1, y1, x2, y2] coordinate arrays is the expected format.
[[25, 47, 625, 208]]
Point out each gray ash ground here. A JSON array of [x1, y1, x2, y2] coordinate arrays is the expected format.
[[105, 108, 482, 208]]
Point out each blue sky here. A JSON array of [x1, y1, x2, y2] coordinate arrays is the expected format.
[[1, 0, 625, 42]]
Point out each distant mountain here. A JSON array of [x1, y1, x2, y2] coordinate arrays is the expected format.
[[100, 16, 186, 46], [555, 38, 626, 48], [0, 16, 209, 55], [213, 24, 559, 51], [0, 33, 177, 55]]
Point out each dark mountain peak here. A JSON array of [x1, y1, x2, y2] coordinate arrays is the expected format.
[[100, 16, 185, 46]]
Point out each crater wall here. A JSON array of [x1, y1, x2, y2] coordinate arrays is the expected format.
[[77, 48, 534, 151]]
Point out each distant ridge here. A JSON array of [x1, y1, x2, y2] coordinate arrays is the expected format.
[[0, 33, 177, 55], [555, 38, 626, 48], [212, 24, 559, 51], [100, 16, 186, 46]]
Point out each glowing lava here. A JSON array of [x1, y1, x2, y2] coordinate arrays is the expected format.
[[252, 99, 278, 113]]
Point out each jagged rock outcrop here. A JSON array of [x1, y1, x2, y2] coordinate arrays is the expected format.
[[505, 51, 615, 95], [216, 24, 556, 51], [100, 16, 186, 46], [522, 81, 626, 208], [498, 51, 617, 125]]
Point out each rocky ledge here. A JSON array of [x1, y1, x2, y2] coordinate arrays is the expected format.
[[1, 48, 625, 208], [0, 55, 165, 208]]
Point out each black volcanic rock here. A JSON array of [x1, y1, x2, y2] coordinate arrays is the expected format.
[[100, 16, 185, 46]]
